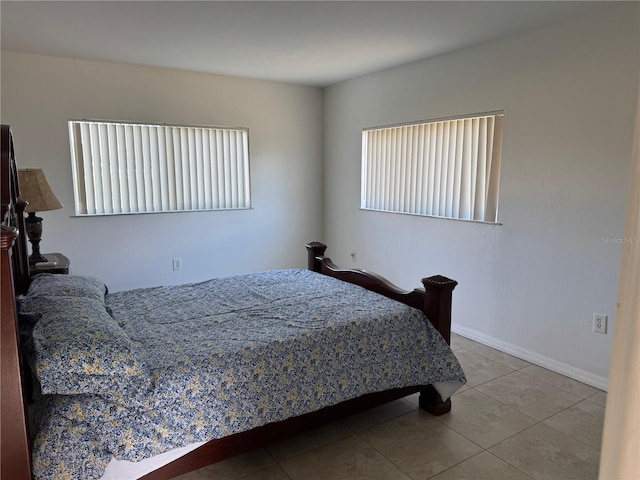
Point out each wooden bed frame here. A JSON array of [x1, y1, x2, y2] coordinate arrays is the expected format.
[[0, 125, 458, 480]]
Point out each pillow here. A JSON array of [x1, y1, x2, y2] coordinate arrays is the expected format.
[[27, 274, 108, 304], [22, 295, 147, 396]]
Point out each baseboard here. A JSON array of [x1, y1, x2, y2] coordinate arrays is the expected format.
[[452, 325, 608, 392]]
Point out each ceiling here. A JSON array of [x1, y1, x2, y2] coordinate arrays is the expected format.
[[1, 1, 622, 87]]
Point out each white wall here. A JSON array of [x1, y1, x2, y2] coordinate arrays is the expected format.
[[2, 5, 637, 388], [1, 53, 324, 292], [323, 4, 639, 389]]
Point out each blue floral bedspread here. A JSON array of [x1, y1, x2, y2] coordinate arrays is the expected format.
[[26, 269, 465, 479]]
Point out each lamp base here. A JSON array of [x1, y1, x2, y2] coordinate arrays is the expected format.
[[29, 251, 49, 265], [25, 212, 48, 265]]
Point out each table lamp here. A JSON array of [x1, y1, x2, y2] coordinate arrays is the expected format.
[[17, 168, 63, 265]]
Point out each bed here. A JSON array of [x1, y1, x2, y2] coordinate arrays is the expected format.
[[1, 124, 465, 480]]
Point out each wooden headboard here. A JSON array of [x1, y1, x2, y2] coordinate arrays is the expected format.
[[1, 125, 33, 480]]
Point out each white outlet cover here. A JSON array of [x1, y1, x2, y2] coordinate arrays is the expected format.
[[593, 313, 607, 334]]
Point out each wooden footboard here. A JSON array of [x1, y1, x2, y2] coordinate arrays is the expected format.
[[305, 241, 457, 344]]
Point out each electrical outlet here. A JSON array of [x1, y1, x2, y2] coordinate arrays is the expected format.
[[172, 258, 182, 271], [593, 313, 607, 334]]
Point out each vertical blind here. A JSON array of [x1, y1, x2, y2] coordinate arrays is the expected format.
[[69, 120, 251, 215], [361, 113, 504, 223]]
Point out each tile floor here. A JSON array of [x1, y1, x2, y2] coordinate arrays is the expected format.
[[175, 334, 605, 480]]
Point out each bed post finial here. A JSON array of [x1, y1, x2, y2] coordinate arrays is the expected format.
[[422, 275, 458, 344], [305, 241, 327, 272]]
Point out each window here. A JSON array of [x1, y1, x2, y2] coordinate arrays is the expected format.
[[361, 112, 503, 223], [69, 120, 251, 216]]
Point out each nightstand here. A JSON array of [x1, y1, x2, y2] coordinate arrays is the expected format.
[[30, 253, 70, 276]]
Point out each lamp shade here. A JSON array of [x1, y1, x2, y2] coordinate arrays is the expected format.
[[17, 169, 63, 213]]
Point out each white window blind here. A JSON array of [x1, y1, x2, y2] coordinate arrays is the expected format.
[[69, 120, 251, 216], [361, 112, 504, 223]]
